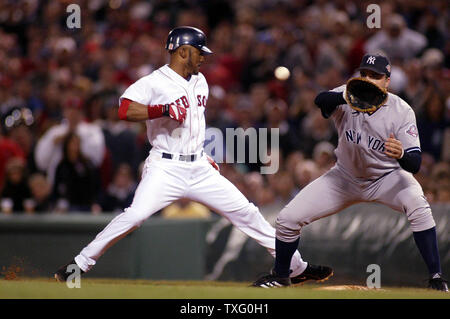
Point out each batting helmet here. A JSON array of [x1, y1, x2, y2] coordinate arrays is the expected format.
[[165, 26, 213, 55]]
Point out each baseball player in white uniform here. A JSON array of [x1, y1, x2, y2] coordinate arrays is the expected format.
[[253, 54, 448, 291], [54, 26, 333, 284]]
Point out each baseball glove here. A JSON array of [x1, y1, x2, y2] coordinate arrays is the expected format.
[[344, 77, 388, 113]]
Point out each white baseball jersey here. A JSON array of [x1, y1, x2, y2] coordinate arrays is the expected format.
[[120, 64, 209, 155], [330, 85, 421, 180], [74, 64, 308, 277]]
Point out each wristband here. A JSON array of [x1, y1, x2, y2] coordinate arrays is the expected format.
[[147, 104, 169, 119]]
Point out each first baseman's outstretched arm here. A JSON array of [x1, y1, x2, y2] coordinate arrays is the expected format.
[[314, 91, 346, 118]]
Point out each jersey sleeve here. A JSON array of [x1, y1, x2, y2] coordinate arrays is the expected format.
[[119, 76, 152, 106], [327, 84, 346, 122], [396, 107, 421, 153]]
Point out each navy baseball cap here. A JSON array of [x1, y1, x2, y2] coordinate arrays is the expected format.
[[358, 54, 391, 77]]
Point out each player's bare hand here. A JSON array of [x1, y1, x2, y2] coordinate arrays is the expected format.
[[384, 133, 404, 159], [168, 104, 187, 124]]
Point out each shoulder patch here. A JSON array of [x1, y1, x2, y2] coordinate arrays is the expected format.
[[406, 124, 418, 138]]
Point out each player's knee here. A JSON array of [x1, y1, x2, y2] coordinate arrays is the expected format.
[[277, 206, 311, 228], [401, 192, 436, 232], [275, 210, 302, 242], [123, 207, 148, 228], [408, 207, 435, 232]]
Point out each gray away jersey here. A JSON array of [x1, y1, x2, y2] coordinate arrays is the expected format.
[[330, 85, 421, 180]]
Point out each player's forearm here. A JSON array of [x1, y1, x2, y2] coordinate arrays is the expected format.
[[119, 98, 186, 124], [314, 91, 346, 118], [118, 99, 167, 122], [398, 150, 421, 174], [127, 102, 153, 122]]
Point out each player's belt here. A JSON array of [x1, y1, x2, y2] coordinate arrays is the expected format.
[[162, 151, 203, 162]]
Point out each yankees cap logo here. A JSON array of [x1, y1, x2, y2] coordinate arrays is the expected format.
[[358, 54, 391, 77], [367, 56, 376, 64]]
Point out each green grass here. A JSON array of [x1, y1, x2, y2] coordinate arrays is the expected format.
[[0, 278, 448, 299]]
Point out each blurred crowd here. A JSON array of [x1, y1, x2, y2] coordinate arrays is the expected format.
[[0, 0, 449, 215]]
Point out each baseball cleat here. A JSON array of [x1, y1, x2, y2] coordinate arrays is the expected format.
[[428, 273, 448, 292], [290, 263, 334, 284], [252, 271, 291, 288], [54, 259, 84, 282]]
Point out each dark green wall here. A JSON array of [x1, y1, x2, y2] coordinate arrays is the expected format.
[[205, 203, 449, 287], [0, 203, 448, 288], [0, 215, 215, 280]]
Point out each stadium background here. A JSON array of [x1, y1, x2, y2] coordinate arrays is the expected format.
[[0, 0, 448, 287]]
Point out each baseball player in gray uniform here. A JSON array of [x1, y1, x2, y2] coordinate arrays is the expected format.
[[253, 54, 448, 291], [54, 26, 333, 285]]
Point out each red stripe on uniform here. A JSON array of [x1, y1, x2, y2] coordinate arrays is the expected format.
[[118, 98, 131, 120]]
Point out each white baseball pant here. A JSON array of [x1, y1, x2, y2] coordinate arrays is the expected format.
[[75, 150, 307, 277]]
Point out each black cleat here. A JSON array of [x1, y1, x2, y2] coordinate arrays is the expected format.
[[252, 270, 291, 288], [428, 273, 448, 292], [54, 259, 84, 282], [291, 263, 333, 284]]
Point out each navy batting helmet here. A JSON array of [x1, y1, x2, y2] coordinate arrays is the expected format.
[[165, 26, 213, 55]]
